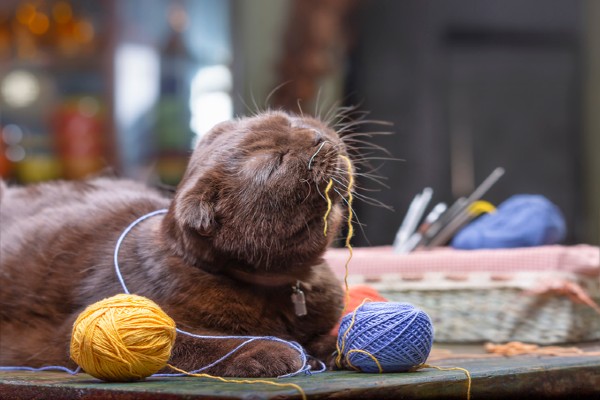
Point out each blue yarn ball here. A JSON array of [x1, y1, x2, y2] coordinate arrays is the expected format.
[[452, 194, 566, 250], [337, 302, 434, 373]]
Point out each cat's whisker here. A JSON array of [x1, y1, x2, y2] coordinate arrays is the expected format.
[[340, 131, 394, 139], [331, 177, 393, 211], [336, 117, 393, 130], [250, 89, 262, 115], [314, 179, 326, 201], [328, 104, 366, 125], [308, 141, 328, 170], [333, 164, 387, 180], [265, 80, 291, 109], [333, 167, 391, 190], [297, 98, 305, 117], [341, 138, 392, 155], [299, 179, 313, 204], [314, 87, 324, 120], [322, 100, 352, 125], [352, 164, 390, 184], [237, 93, 260, 117], [352, 156, 403, 163]]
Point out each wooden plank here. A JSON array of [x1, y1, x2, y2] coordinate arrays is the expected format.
[[1, 354, 599, 399]]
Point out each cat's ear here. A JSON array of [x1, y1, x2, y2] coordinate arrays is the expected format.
[[196, 120, 237, 148], [174, 181, 217, 236]]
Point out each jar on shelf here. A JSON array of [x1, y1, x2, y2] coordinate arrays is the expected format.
[[53, 95, 106, 180]]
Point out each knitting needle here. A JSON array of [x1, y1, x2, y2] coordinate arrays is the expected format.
[[404, 187, 433, 243], [393, 192, 421, 248], [396, 202, 447, 253], [393, 187, 432, 250], [465, 167, 505, 206], [424, 167, 505, 248], [419, 197, 468, 247]]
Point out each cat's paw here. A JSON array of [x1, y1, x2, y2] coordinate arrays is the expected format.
[[220, 340, 304, 378]]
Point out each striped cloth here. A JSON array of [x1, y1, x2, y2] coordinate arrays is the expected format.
[[324, 245, 600, 278]]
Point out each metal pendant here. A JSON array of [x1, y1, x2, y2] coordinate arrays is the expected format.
[[291, 281, 308, 317]]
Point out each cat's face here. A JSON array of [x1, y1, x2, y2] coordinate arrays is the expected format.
[[170, 111, 352, 272]]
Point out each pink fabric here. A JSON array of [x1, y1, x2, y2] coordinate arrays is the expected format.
[[324, 245, 600, 278]]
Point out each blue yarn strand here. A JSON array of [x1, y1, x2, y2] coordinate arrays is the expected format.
[[2, 209, 321, 378], [113, 209, 169, 294], [0, 211, 170, 377], [0, 366, 81, 374], [113, 209, 319, 378], [0, 209, 327, 378]]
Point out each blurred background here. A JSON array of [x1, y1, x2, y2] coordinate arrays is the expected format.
[[0, 0, 598, 246]]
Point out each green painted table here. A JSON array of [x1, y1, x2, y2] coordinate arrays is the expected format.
[[1, 349, 599, 399]]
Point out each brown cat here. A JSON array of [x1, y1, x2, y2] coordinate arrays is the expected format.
[[0, 110, 353, 378]]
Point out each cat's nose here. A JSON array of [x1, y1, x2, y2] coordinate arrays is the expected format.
[[311, 129, 324, 147]]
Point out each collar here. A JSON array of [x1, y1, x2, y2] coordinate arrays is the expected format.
[[226, 268, 311, 288], [115, 209, 312, 317]]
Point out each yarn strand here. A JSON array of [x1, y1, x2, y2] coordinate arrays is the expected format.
[[112, 209, 319, 378], [114, 209, 168, 294], [167, 364, 307, 400], [334, 301, 434, 374], [327, 154, 356, 370], [323, 179, 334, 236], [4, 151, 355, 387], [154, 336, 311, 378], [335, 298, 369, 369], [345, 349, 383, 373], [416, 364, 472, 400], [0, 365, 81, 374], [338, 154, 355, 315]]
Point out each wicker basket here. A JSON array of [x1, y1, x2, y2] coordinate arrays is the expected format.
[[325, 245, 600, 344]]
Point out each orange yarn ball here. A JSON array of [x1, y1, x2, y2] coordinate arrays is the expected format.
[[70, 293, 176, 382]]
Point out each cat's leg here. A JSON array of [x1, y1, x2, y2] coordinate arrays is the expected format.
[[166, 332, 305, 377]]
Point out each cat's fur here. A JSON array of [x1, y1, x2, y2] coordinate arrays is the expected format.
[[0, 111, 351, 377]]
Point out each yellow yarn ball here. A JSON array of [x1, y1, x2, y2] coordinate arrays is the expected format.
[[70, 293, 177, 382]]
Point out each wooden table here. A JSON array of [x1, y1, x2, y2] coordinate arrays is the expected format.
[[1, 345, 599, 399]]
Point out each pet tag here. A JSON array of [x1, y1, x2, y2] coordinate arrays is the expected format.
[[291, 282, 307, 316]]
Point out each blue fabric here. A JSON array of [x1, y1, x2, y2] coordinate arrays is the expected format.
[[451, 194, 566, 250]]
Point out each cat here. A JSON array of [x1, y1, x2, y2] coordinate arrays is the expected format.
[[0, 110, 354, 377]]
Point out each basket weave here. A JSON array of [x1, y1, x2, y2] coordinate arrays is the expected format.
[[382, 288, 600, 344], [325, 245, 600, 344]]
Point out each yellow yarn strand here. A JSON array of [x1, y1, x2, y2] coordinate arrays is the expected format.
[[416, 364, 472, 400], [333, 297, 472, 400], [338, 154, 354, 313], [323, 179, 334, 236], [335, 298, 371, 369], [167, 364, 307, 400], [323, 161, 472, 399], [345, 349, 383, 373], [70, 155, 356, 391], [70, 294, 177, 382], [327, 154, 356, 369]]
